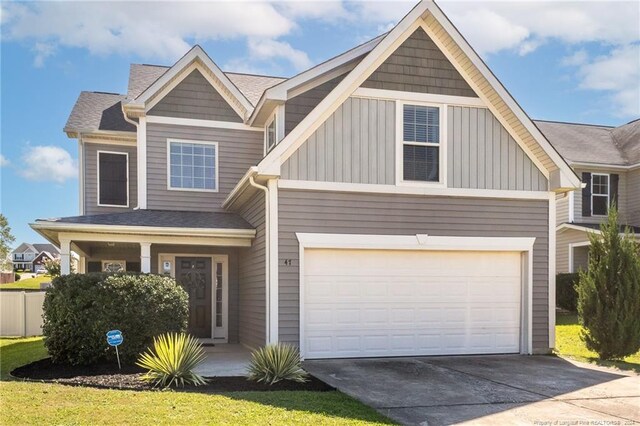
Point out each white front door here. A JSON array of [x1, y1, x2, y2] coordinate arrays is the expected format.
[[302, 249, 522, 359]]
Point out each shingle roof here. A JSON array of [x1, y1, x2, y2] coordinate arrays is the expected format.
[[37, 210, 253, 230], [127, 64, 167, 98], [612, 119, 640, 164], [33, 243, 60, 254], [64, 91, 136, 134]]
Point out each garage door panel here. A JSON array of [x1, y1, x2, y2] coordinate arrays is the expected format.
[[303, 249, 522, 359]]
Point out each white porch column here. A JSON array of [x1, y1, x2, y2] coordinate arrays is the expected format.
[[140, 242, 151, 273], [60, 239, 71, 275]]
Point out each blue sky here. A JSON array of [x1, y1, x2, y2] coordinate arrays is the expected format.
[[1, 1, 639, 248]]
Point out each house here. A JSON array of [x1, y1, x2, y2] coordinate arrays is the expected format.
[[536, 119, 640, 273], [11, 243, 60, 272], [30, 0, 582, 358]]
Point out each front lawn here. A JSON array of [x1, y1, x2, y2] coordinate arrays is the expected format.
[[0, 337, 392, 425], [555, 313, 640, 372], [0, 275, 52, 290]]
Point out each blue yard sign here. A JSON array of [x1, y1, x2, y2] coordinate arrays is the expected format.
[[106, 330, 123, 369]]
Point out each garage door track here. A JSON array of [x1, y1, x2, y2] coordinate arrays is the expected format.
[[304, 355, 639, 425]]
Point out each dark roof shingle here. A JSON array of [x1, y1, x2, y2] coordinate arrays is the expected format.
[[64, 92, 135, 134]]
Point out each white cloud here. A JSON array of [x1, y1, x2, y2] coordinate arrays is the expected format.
[[32, 42, 55, 67], [561, 49, 589, 67], [0, 154, 8, 167], [20, 146, 77, 184], [248, 38, 312, 71]]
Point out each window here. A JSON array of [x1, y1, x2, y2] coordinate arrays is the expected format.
[[591, 174, 609, 216], [402, 104, 441, 182], [98, 151, 128, 207], [168, 140, 218, 192], [266, 117, 277, 152], [102, 260, 126, 273]]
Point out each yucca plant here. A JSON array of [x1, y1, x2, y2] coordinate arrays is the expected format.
[[247, 343, 308, 385], [137, 332, 207, 388]]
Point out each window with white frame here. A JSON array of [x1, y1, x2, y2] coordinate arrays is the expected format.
[[402, 104, 441, 182], [266, 117, 277, 152], [591, 173, 609, 216], [168, 140, 218, 191]]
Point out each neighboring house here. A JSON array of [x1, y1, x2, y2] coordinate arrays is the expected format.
[[11, 243, 60, 271], [31, 1, 582, 358], [536, 120, 640, 273]]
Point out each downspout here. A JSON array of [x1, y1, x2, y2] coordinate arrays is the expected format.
[[248, 175, 271, 344]]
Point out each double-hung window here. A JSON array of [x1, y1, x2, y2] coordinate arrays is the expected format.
[[591, 173, 609, 216], [402, 104, 441, 183], [168, 140, 218, 192]]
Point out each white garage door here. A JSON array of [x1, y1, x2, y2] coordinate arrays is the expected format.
[[303, 249, 522, 359]]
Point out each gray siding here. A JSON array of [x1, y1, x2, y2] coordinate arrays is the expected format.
[[83, 142, 138, 215], [146, 123, 263, 211], [627, 169, 640, 225], [362, 28, 477, 98], [278, 190, 550, 353], [448, 106, 547, 191], [573, 168, 628, 224], [285, 73, 347, 135], [556, 229, 591, 273], [237, 192, 266, 348], [282, 99, 548, 191], [282, 97, 396, 184], [556, 193, 570, 226], [149, 69, 242, 122]]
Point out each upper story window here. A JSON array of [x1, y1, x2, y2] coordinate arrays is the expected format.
[[401, 104, 442, 183], [591, 173, 609, 216], [168, 140, 218, 192], [98, 151, 129, 207], [266, 117, 277, 152]]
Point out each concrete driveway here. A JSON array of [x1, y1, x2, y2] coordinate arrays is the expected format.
[[304, 355, 639, 425]]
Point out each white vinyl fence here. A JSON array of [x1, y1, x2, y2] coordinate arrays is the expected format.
[[0, 291, 46, 337]]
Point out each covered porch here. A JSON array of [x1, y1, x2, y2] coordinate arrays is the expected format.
[[30, 210, 266, 349]]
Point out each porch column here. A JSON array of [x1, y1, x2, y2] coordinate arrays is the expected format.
[[140, 242, 151, 273], [60, 239, 71, 275]]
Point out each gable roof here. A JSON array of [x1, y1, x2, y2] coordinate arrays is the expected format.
[[64, 91, 136, 136], [612, 119, 640, 164], [11, 242, 59, 255], [252, 0, 580, 192]]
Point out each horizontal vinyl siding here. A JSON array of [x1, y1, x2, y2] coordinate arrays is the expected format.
[[84, 143, 137, 215], [574, 168, 628, 224], [146, 123, 263, 211], [556, 229, 591, 274], [627, 169, 640, 225], [148, 69, 242, 122], [237, 193, 266, 348], [361, 28, 477, 98], [556, 193, 570, 226], [278, 190, 550, 353]]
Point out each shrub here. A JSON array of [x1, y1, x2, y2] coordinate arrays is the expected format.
[[556, 273, 579, 312], [14, 273, 20, 281], [576, 206, 640, 360], [137, 332, 207, 388], [247, 343, 308, 385], [43, 273, 189, 365]]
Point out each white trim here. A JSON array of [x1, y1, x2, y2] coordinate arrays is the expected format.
[[158, 253, 229, 342], [569, 161, 640, 171], [101, 260, 127, 273], [568, 242, 591, 273], [296, 232, 536, 358], [146, 115, 261, 132], [353, 87, 486, 108], [568, 191, 575, 223], [78, 136, 85, 215], [264, 110, 278, 155], [395, 100, 447, 188], [137, 116, 147, 209], [96, 150, 129, 208], [278, 179, 550, 200], [590, 173, 609, 217], [140, 242, 151, 273], [287, 61, 357, 100], [166, 139, 219, 193], [81, 137, 137, 147], [548, 193, 556, 349], [267, 179, 279, 343]]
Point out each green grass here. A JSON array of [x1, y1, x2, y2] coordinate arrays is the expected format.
[[555, 313, 640, 372], [0, 275, 52, 290], [0, 337, 392, 425]]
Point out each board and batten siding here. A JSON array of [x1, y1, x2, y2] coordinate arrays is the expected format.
[[148, 69, 242, 122], [361, 28, 477, 98], [237, 192, 266, 348], [146, 123, 263, 211], [278, 190, 551, 353], [83, 142, 137, 215], [282, 98, 548, 191], [573, 168, 628, 224]]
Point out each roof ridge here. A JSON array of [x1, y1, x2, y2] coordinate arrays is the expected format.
[[89, 91, 125, 96], [533, 118, 615, 128], [225, 70, 288, 79]]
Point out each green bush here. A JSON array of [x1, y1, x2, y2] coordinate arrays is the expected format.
[[556, 273, 579, 312], [247, 343, 308, 385], [14, 273, 20, 281], [43, 273, 189, 365], [576, 206, 640, 360], [137, 332, 207, 388]]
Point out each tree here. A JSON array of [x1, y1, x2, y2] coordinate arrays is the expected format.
[[0, 214, 15, 272], [576, 206, 640, 360], [44, 257, 74, 277]]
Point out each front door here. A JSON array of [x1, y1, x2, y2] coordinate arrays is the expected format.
[[176, 257, 212, 338]]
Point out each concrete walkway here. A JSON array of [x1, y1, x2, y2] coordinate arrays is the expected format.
[[194, 344, 252, 377], [304, 355, 640, 426]]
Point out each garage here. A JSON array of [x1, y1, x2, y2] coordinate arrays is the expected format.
[[301, 242, 527, 359]]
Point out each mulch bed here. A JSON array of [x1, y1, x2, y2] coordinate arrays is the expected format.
[[11, 358, 333, 392]]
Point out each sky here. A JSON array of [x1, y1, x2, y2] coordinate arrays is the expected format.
[[1, 0, 639, 248]]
